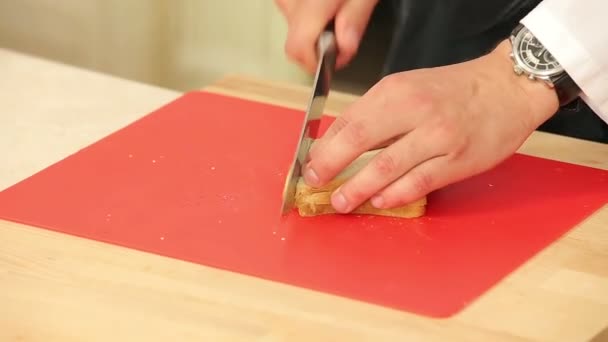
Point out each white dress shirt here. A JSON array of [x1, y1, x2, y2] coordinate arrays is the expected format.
[[522, 0, 608, 124]]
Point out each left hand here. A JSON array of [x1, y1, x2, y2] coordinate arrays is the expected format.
[[302, 40, 559, 213]]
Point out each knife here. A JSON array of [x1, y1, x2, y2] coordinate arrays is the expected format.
[[280, 22, 337, 215]]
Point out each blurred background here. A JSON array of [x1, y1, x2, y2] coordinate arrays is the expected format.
[[0, 0, 396, 95]]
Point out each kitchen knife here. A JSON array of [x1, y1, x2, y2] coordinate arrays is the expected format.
[[280, 23, 337, 215]]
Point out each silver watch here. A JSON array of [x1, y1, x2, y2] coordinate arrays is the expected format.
[[509, 24, 580, 106]]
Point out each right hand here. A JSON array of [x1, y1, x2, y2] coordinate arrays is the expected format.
[[275, 0, 379, 73]]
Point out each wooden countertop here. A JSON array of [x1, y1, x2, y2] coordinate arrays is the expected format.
[[1, 48, 607, 342]]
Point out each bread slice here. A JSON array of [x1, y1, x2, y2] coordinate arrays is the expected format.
[[294, 150, 427, 218]]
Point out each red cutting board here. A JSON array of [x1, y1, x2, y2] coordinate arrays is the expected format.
[[0, 91, 606, 318]]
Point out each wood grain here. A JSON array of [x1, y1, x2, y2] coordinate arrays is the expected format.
[[1, 66, 607, 341]]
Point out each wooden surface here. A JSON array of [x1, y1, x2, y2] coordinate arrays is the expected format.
[[1, 48, 607, 342]]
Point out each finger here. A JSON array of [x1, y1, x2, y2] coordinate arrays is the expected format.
[[370, 155, 457, 209], [320, 113, 351, 141], [334, 0, 378, 68], [306, 82, 402, 162], [274, 0, 295, 16], [304, 105, 412, 187], [306, 112, 351, 162], [286, 0, 342, 73], [329, 129, 442, 213], [308, 72, 407, 157], [306, 119, 398, 166]]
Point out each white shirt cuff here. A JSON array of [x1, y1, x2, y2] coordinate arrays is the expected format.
[[521, 3, 608, 124]]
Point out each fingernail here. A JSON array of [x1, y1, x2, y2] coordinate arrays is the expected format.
[[303, 164, 319, 186], [331, 190, 350, 213], [371, 195, 384, 209]]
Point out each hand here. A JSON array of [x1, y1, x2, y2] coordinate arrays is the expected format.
[[274, 0, 379, 73], [302, 40, 560, 213]]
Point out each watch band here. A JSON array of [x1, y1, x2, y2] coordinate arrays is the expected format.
[[552, 71, 581, 108], [509, 23, 582, 109]]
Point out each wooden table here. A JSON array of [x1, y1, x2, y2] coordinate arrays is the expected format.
[[1, 48, 607, 342]]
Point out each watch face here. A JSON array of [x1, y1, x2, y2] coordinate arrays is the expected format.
[[513, 28, 564, 77]]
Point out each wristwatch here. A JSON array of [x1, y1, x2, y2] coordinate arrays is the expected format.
[[509, 24, 581, 107]]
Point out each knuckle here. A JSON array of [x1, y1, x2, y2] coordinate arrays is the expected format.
[[378, 74, 401, 89], [372, 152, 399, 177], [452, 135, 470, 157], [432, 116, 458, 141], [409, 92, 436, 114], [284, 28, 308, 61], [410, 171, 434, 195], [429, 116, 469, 155], [343, 119, 370, 148], [342, 184, 368, 204], [332, 114, 351, 132], [379, 73, 415, 94], [308, 139, 328, 163], [284, 38, 300, 60]]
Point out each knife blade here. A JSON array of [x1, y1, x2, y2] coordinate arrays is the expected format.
[[280, 23, 337, 215]]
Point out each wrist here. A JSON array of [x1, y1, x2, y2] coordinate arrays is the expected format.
[[487, 39, 560, 125]]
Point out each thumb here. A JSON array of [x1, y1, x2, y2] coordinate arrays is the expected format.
[[335, 0, 378, 68]]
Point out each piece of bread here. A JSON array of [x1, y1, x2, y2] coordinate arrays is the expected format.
[[294, 150, 427, 218]]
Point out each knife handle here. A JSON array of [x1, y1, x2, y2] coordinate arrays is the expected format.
[[317, 20, 337, 58]]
